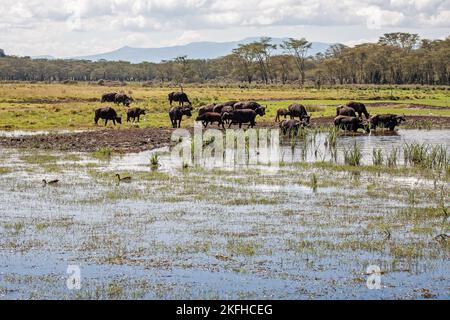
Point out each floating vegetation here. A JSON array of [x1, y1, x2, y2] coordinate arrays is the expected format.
[[92, 147, 112, 159]]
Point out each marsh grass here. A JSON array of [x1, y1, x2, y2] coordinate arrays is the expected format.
[[20, 154, 58, 164], [343, 142, 362, 166], [92, 147, 112, 159], [4, 221, 25, 234], [386, 147, 399, 167], [226, 239, 259, 256], [0, 167, 11, 174], [403, 142, 449, 171], [310, 173, 318, 192], [372, 148, 383, 166], [150, 153, 160, 170]]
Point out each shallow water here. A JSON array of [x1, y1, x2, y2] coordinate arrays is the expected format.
[[0, 129, 92, 137], [104, 129, 450, 170], [280, 129, 450, 166], [0, 129, 448, 300]]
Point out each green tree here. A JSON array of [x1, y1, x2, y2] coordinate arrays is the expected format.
[[281, 38, 312, 86]]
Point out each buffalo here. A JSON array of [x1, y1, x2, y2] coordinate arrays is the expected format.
[[126, 107, 146, 123], [222, 108, 264, 129], [220, 106, 234, 124], [288, 104, 310, 123], [94, 107, 122, 126], [169, 105, 193, 128], [213, 101, 238, 114], [334, 116, 369, 133], [280, 119, 304, 137], [275, 108, 290, 122], [169, 92, 191, 106], [101, 92, 117, 103], [234, 102, 266, 117], [114, 93, 133, 107], [234, 101, 263, 111], [336, 105, 357, 117], [196, 112, 224, 128], [369, 114, 406, 131], [346, 102, 370, 119], [198, 104, 216, 116]]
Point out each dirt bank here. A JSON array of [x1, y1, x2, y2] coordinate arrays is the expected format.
[[0, 115, 448, 153], [0, 127, 174, 153]]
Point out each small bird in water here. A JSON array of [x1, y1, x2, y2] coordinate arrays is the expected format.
[[115, 174, 131, 183], [42, 179, 59, 186]]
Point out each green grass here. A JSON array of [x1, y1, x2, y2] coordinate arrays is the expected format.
[[150, 153, 160, 169], [20, 154, 58, 164], [343, 142, 362, 166], [92, 147, 112, 159], [226, 239, 259, 256], [0, 167, 11, 174], [0, 83, 448, 130]]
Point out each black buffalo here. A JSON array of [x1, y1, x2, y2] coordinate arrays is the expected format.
[[288, 104, 310, 123], [196, 112, 224, 128], [115, 93, 133, 106], [334, 116, 369, 133], [101, 92, 117, 103], [169, 105, 193, 128], [336, 105, 357, 117], [213, 101, 238, 114], [233, 101, 262, 111], [222, 108, 264, 129], [369, 114, 406, 131], [346, 102, 370, 119], [94, 107, 122, 126], [126, 107, 146, 123], [168, 92, 191, 106], [198, 104, 216, 116], [220, 106, 234, 124]]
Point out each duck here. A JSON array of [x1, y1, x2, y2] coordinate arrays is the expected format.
[[42, 179, 59, 186], [115, 174, 131, 183]]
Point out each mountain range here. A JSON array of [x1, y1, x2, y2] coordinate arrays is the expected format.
[[63, 37, 333, 63]]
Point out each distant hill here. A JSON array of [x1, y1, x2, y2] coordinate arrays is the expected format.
[[72, 37, 333, 63], [32, 55, 56, 60]]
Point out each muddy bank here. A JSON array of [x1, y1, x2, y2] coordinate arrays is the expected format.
[[0, 115, 448, 152], [0, 127, 174, 153]]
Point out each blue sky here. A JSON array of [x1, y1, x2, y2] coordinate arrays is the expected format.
[[0, 0, 449, 57]]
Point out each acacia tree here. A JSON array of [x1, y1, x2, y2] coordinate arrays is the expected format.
[[173, 55, 190, 85], [246, 37, 277, 84], [281, 38, 312, 87], [232, 45, 257, 83], [378, 32, 419, 51]]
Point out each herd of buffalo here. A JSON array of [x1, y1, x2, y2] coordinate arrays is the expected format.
[[94, 91, 407, 135]]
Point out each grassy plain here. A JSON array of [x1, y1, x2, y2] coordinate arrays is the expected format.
[[0, 82, 448, 130]]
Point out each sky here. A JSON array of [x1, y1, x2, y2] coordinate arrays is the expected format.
[[0, 0, 449, 58]]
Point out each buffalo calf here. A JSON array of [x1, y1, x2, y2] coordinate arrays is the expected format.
[[196, 112, 224, 128], [127, 108, 146, 123]]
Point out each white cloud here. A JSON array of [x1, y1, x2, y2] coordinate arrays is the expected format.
[[0, 0, 448, 56]]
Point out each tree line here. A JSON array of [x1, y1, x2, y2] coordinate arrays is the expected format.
[[0, 33, 449, 86]]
